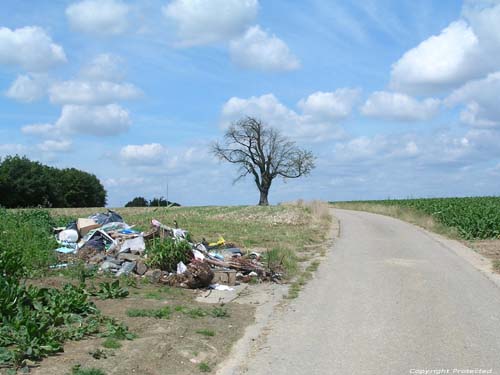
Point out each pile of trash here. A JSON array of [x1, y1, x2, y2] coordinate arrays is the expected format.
[[53, 210, 277, 289]]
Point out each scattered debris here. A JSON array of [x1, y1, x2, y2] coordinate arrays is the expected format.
[[52, 212, 278, 289]]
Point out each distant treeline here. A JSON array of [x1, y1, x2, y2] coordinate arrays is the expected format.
[[0, 155, 106, 208], [125, 196, 180, 207]]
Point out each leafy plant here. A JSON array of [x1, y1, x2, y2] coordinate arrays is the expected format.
[[92, 280, 129, 300], [71, 364, 106, 375], [199, 362, 211, 372], [145, 237, 191, 271], [102, 338, 122, 349], [211, 306, 229, 318]]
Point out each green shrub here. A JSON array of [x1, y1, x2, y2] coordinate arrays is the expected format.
[[0, 209, 58, 279], [145, 237, 191, 271], [92, 280, 129, 300]]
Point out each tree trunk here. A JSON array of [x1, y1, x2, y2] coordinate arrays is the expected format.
[[258, 189, 269, 206]]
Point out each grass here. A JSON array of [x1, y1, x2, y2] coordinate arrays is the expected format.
[[199, 362, 211, 372], [102, 338, 122, 349], [196, 329, 215, 337], [71, 365, 106, 375], [126, 306, 172, 319], [493, 260, 500, 273]]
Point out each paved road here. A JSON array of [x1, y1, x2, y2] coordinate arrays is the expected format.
[[244, 209, 500, 375]]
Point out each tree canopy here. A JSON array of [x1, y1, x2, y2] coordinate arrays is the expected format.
[[0, 155, 107, 208], [212, 117, 315, 205]]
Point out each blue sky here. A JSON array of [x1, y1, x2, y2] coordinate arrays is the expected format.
[[1, 0, 499, 206]]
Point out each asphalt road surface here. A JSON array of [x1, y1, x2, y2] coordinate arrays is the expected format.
[[244, 209, 500, 375]]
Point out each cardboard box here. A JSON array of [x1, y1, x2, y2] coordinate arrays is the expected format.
[[77, 218, 100, 236], [211, 270, 237, 286]]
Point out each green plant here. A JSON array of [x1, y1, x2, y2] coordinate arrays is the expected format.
[[211, 306, 229, 318], [71, 364, 106, 375], [126, 306, 172, 319], [92, 280, 129, 299], [264, 247, 298, 277], [145, 237, 191, 271], [101, 320, 136, 340], [196, 329, 215, 337], [102, 338, 122, 349], [199, 362, 211, 372], [493, 260, 500, 273]]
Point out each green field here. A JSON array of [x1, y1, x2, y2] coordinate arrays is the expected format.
[[332, 196, 500, 240]]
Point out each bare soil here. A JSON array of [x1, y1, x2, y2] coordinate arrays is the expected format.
[[467, 239, 500, 270]]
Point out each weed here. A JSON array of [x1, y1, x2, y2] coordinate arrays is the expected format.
[[196, 329, 215, 337], [102, 338, 122, 349], [92, 280, 129, 300], [493, 260, 500, 273], [264, 247, 298, 278], [126, 306, 172, 319], [145, 237, 191, 272], [211, 306, 230, 318], [199, 362, 211, 372], [144, 291, 163, 300], [101, 320, 136, 340], [71, 364, 106, 375], [89, 348, 108, 360]]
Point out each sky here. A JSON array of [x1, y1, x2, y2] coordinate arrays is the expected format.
[[0, 0, 499, 207]]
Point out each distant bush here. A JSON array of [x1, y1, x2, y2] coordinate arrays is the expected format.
[[124, 196, 180, 207], [0, 155, 106, 208]]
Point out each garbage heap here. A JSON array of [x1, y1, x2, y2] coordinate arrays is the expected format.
[[54, 210, 278, 289]]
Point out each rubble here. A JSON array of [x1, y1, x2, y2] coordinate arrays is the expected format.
[[53, 210, 275, 289]]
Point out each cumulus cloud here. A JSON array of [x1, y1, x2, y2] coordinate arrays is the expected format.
[[37, 139, 72, 153], [80, 54, 125, 81], [221, 91, 356, 142], [229, 25, 300, 72], [390, 2, 500, 95], [119, 143, 167, 165], [49, 81, 141, 105], [361, 91, 440, 121], [5, 74, 48, 102], [66, 0, 130, 35], [390, 21, 479, 94], [163, 0, 259, 46], [446, 71, 500, 128], [0, 26, 66, 71], [22, 104, 131, 137], [298, 89, 360, 121]]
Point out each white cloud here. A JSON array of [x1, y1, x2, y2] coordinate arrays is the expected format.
[[104, 177, 146, 188], [66, 0, 129, 35], [22, 123, 54, 138], [229, 25, 300, 72], [390, 2, 500, 95], [163, 0, 259, 46], [80, 54, 125, 81], [298, 89, 360, 121], [119, 143, 167, 165], [49, 80, 141, 105], [37, 139, 72, 153], [221, 92, 352, 142], [446, 71, 500, 128], [5, 74, 48, 102], [0, 26, 66, 71], [361, 91, 440, 121], [22, 104, 131, 137], [390, 21, 479, 94], [0, 143, 27, 157], [56, 104, 131, 136]]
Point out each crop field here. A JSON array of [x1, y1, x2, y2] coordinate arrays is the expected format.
[[0, 202, 332, 374], [332, 196, 500, 240]]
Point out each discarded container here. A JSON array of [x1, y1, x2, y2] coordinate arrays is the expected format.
[[77, 218, 100, 236], [58, 229, 79, 243], [212, 270, 237, 286]]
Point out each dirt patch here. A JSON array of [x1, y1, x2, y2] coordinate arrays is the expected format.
[[468, 239, 500, 272], [27, 285, 254, 375]]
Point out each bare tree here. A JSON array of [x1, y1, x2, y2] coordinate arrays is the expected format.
[[212, 117, 315, 206]]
